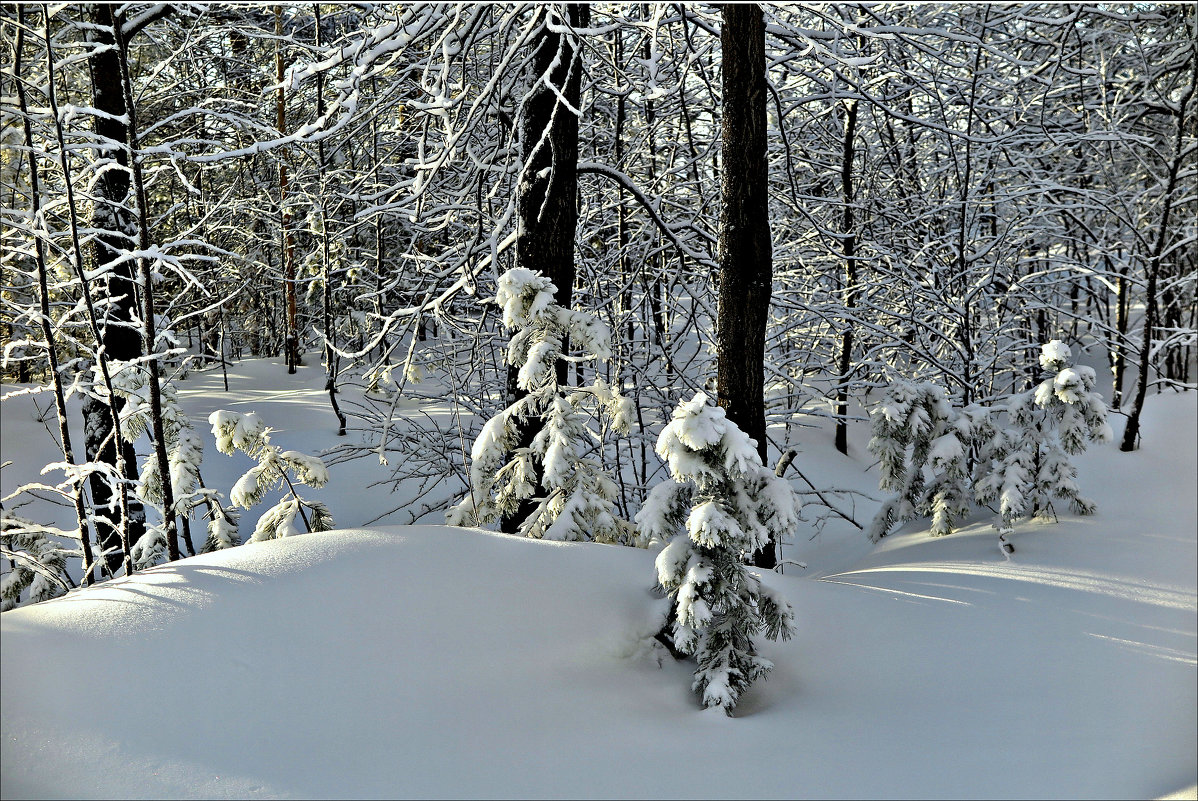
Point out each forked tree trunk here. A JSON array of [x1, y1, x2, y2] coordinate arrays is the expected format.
[[15, 9, 96, 585], [1121, 48, 1195, 451]]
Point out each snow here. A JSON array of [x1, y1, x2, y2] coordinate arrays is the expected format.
[[927, 430, 964, 466], [229, 462, 268, 508], [1, 356, 1195, 799], [278, 450, 330, 487], [495, 266, 556, 330], [209, 409, 266, 456], [687, 499, 738, 548], [1053, 367, 1085, 403], [1040, 338, 1072, 370]]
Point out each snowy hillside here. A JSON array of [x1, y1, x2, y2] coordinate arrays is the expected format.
[[2, 357, 1195, 800]]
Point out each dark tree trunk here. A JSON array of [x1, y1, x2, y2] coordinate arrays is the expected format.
[[1111, 257, 1129, 409], [83, 4, 145, 576], [500, 4, 586, 534], [717, 3, 775, 568], [835, 98, 859, 456], [639, 4, 668, 365], [314, 3, 347, 436], [112, 4, 180, 561], [277, 7, 299, 374]]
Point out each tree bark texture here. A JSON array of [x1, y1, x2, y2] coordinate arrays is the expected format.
[[501, 4, 586, 535], [83, 3, 145, 575], [717, 4, 775, 567], [835, 98, 859, 456], [277, 6, 299, 374], [514, 4, 585, 316]]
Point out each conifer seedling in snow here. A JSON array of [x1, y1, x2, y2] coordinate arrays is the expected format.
[[104, 360, 231, 567], [867, 379, 991, 542], [869, 341, 1110, 554], [209, 410, 333, 542], [446, 268, 634, 544], [636, 391, 798, 714], [975, 340, 1112, 550]]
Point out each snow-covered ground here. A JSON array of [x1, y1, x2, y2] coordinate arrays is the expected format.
[[2, 355, 1195, 799]]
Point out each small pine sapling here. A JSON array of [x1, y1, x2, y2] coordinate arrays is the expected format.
[[635, 391, 799, 714], [105, 360, 211, 568], [0, 510, 73, 610], [867, 379, 991, 540], [201, 503, 241, 553], [208, 410, 334, 542], [975, 341, 1112, 552], [446, 268, 634, 544]]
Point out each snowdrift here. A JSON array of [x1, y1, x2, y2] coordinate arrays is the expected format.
[[2, 364, 1195, 799], [4, 443, 1196, 801]]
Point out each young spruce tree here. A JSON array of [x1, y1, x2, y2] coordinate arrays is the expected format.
[[636, 391, 798, 714], [867, 380, 992, 541], [447, 268, 633, 543], [870, 341, 1110, 554], [975, 341, 1112, 548]]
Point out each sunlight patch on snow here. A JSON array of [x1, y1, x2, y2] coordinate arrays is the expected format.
[[6, 563, 263, 639], [1083, 632, 1198, 666], [819, 577, 973, 606], [825, 562, 1197, 611], [221, 391, 326, 405], [0, 720, 283, 800]]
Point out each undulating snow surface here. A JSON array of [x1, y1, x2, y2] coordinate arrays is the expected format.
[[2, 356, 1195, 799]]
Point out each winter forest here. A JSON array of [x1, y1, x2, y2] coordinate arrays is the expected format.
[[1, 2, 1196, 799]]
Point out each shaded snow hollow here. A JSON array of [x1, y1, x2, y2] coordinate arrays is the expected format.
[[1, 371, 1195, 799]]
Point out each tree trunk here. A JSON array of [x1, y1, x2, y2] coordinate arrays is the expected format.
[[1121, 48, 1195, 451], [639, 4, 669, 367], [717, 3, 775, 568], [835, 97, 859, 456], [112, 8, 180, 561], [1111, 257, 1129, 408], [276, 6, 299, 374], [83, 3, 145, 576], [15, 9, 96, 585], [500, 4, 586, 534], [611, 24, 647, 502], [314, 3, 347, 436]]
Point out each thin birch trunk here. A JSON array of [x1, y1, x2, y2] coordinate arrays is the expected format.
[[14, 9, 95, 586]]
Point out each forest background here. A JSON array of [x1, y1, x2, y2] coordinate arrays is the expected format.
[[1, 2, 1195, 624]]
